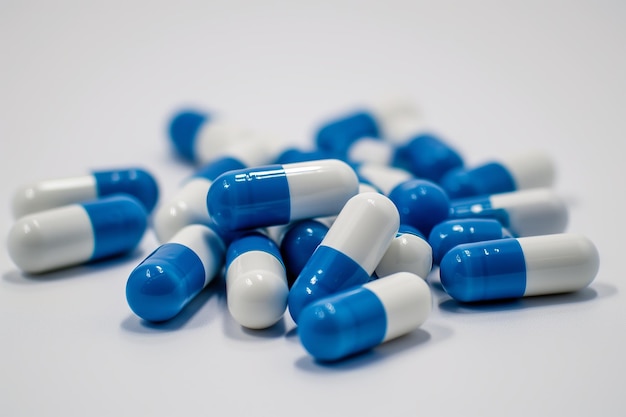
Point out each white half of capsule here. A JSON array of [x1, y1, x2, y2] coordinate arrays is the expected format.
[[153, 177, 213, 243], [7, 204, 95, 274], [226, 251, 289, 330], [347, 138, 394, 166], [363, 272, 432, 342], [12, 175, 97, 219], [284, 159, 359, 220], [321, 192, 400, 273], [490, 188, 568, 236], [170, 225, 225, 287], [355, 163, 413, 195], [501, 150, 556, 190], [375, 232, 433, 279], [368, 95, 422, 140], [519, 233, 600, 296], [193, 120, 252, 164]]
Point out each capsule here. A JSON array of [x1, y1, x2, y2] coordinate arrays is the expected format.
[[352, 162, 414, 196], [448, 188, 568, 237], [279, 218, 335, 287], [7, 195, 147, 274], [347, 132, 464, 183], [298, 272, 432, 362], [225, 232, 289, 329], [273, 147, 334, 165], [207, 159, 359, 232], [126, 224, 225, 322], [168, 108, 285, 166], [288, 192, 399, 323], [429, 218, 514, 265], [388, 178, 451, 237], [153, 157, 246, 243], [439, 233, 600, 303], [314, 96, 420, 158], [375, 225, 433, 280], [439, 150, 556, 199], [11, 167, 159, 218]]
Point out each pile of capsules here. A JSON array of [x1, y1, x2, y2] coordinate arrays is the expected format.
[[6, 97, 600, 362]]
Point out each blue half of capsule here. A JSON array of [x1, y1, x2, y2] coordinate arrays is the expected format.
[[280, 219, 330, 286], [168, 109, 209, 162], [428, 218, 513, 264], [298, 285, 386, 362], [315, 112, 379, 158], [273, 148, 334, 165], [393, 133, 464, 182], [92, 168, 159, 213], [447, 195, 511, 228], [439, 238, 526, 302], [287, 245, 371, 323], [439, 163, 516, 199]]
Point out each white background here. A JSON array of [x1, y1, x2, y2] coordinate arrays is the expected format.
[[1, 1, 625, 416]]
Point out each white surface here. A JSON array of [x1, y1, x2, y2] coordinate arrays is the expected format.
[[1, 1, 625, 416]]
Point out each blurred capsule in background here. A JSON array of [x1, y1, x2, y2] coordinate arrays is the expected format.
[[225, 232, 289, 329], [272, 147, 334, 165], [439, 149, 556, 199], [153, 157, 246, 243], [314, 96, 421, 158], [126, 224, 225, 322], [298, 271, 432, 362], [207, 159, 359, 233], [351, 162, 414, 196], [448, 187, 568, 237], [167, 108, 286, 167], [429, 218, 514, 265], [439, 233, 600, 303], [288, 192, 400, 323], [388, 178, 451, 237], [11, 167, 159, 218], [8, 195, 147, 274]]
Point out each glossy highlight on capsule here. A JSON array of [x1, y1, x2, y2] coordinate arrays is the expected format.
[[439, 233, 600, 303]]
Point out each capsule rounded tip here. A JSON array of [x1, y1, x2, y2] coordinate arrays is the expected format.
[[439, 246, 477, 302], [227, 270, 289, 329], [168, 109, 208, 162], [280, 220, 329, 286], [388, 179, 450, 237], [7, 216, 48, 274], [125, 261, 191, 322]]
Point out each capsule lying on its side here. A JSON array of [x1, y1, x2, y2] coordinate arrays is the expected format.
[[288, 192, 399, 323], [374, 225, 432, 280], [225, 232, 289, 329], [207, 159, 359, 232], [7, 195, 148, 274], [439, 150, 555, 199], [428, 218, 513, 265], [439, 233, 600, 303], [351, 162, 414, 196], [126, 224, 225, 322], [153, 157, 246, 243], [447, 188, 568, 237], [298, 272, 432, 362], [11, 167, 159, 218]]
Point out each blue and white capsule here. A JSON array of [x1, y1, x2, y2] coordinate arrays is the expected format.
[[288, 192, 400, 323], [225, 232, 289, 329], [168, 108, 286, 166], [429, 218, 513, 265], [375, 225, 433, 280], [126, 224, 225, 322], [207, 159, 359, 232], [439, 150, 556, 199], [7, 195, 147, 274], [439, 233, 600, 303], [298, 272, 431, 362], [314, 96, 421, 158], [348, 132, 464, 183], [448, 188, 568, 237], [388, 178, 451, 237], [153, 157, 246, 243], [11, 167, 159, 218]]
